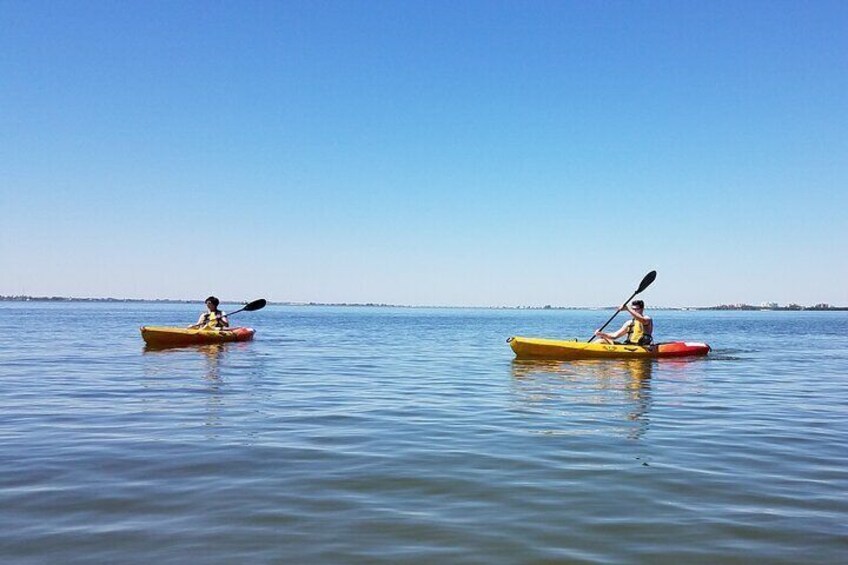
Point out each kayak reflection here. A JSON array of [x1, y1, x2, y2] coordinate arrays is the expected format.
[[142, 342, 234, 382], [511, 358, 653, 381], [142, 343, 228, 434], [510, 359, 653, 440], [198, 345, 225, 432]]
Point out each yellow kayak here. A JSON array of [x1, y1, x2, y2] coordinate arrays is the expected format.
[[140, 326, 255, 347], [508, 336, 710, 360]]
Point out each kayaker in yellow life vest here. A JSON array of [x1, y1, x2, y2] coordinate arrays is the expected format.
[[594, 299, 653, 346], [189, 296, 230, 330]]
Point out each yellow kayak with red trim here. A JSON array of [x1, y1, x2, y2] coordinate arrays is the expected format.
[[508, 336, 710, 360], [140, 326, 255, 347]]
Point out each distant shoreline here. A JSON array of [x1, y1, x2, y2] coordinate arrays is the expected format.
[[1, 295, 846, 311]]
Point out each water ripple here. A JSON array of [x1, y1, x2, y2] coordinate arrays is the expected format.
[[0, 304, 846, 562]]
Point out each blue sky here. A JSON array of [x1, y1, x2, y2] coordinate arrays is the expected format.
[[2, 1, 846, 306]]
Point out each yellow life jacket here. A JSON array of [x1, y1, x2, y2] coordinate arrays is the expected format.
[[628, 319, 645, 343], [627, 318, 652, 345], [202, 310, 226, 329]]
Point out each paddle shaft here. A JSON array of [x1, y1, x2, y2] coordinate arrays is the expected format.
[[588, 291, 640, 343], [588, 271, 656, 343]]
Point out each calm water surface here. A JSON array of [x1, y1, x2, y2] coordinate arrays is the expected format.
[[1, 303, 846, 563]]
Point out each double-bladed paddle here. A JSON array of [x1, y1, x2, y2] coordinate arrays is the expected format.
[[227, 298, 267, 317], [587, 271, 656, 342]]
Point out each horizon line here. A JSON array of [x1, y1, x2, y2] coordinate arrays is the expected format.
[[1, 295, 846, 311]]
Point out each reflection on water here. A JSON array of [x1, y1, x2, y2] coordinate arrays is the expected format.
[[143, 343, 226, 381], [142, 343, 228, 434], [199, 344, 225, 382], [511, 358, 654, 381], [510, 359, 654, 439], [198, 345, 225, 432]]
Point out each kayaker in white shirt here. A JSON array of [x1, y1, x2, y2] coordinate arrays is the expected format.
[[594, 299, 653, 345], [189, 296, 230, 330]]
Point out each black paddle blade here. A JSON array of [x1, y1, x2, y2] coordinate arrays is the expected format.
[[635, 271, 657, 294], [242, 299, 267, 312]]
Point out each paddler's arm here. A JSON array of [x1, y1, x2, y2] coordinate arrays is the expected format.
[[594, 321, 630, 343], [220, 312, 230, 328], [622, 304, 650, 323], [593, 330, 613, 343], [187, 313, 206, 329]]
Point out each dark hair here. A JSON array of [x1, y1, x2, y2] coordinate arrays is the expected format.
[[631, 300, 645, 308], [205, 296, 220, 308]]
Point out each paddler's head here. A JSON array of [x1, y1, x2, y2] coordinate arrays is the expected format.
[[631, 299, 644, 311], [205, 296, 220, 311]]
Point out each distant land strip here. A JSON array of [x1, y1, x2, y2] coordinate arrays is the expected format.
[[1, 295, 846, 311]]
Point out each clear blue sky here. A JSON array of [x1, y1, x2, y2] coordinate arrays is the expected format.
[[2, 1, 846, 307]]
